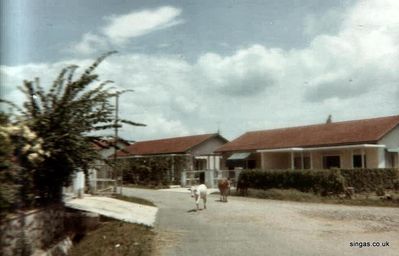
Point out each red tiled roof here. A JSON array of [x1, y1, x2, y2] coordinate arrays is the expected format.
[[116, 133, 226, 157], [216, 115, 399, 152]]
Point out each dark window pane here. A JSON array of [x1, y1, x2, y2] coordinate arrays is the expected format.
[[323, 156, 340, 169], [353, 155, 362, 168]]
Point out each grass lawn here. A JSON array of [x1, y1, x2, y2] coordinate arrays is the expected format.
[[68, 219, 155, 256], [232, 188, 399, 207], [68, 194, 157, 256]]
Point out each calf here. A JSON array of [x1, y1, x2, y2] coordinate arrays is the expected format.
[[236, 179, 248, 196], [190, 184, 207, 210], [218, 179, 230, 202]]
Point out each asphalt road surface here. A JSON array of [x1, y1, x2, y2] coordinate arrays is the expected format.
[[120, 187, 399, 256]]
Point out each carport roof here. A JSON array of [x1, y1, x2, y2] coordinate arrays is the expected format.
[[215, 115, 399, 153], [228, 152, 251, 160]]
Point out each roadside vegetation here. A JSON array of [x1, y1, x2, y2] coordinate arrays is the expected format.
[[0, 53, 150, 255], [235, 168, 399, 207], [0, 52, 145, 216]]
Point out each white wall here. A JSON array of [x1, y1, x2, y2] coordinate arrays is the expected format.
[[190, 136, 227, 156], [261, 152, 290, 169], [191, 136, 227, 170], [378, 125, 399, 149]]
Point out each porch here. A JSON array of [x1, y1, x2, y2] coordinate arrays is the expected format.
[[257, 144, 398, 170]]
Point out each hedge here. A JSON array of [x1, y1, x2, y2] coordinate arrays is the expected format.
[[237, 168, 399, 195], [237, 169, 346, 196], [340, 168, 399, 192]]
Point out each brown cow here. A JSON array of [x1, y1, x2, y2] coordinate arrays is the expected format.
[[218, 178, 230, 202]]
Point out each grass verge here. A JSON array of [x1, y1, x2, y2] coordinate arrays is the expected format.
[[68, 219, 155, 256], [233, 188, 399, 207]]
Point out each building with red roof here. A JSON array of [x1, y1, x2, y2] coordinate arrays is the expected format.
[[215, 115, 399, 170], [115, 133, 228, 186]]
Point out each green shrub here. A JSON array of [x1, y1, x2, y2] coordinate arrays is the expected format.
[[375, 187, 385, 196], [238, 169, 346, 196], [237, 168, 399, 197], [340, 168, 399, 192]]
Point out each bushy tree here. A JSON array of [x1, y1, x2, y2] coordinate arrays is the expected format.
[[1, 52, 144, 204]]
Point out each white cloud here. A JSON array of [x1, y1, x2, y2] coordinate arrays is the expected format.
[[103, 6, 183, 45], [196, 45, 286, 96], [2, 0, 399, 141], [68, 6, 183, 55]]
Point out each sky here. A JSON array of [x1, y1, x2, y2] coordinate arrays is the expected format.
[[1, 0, 398, 141]]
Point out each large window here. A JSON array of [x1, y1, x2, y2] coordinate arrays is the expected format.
[[323, 155, 341, 169]]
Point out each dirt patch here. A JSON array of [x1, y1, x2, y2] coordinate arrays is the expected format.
[[300, 209, 399, 233], [152, 229, 185, 256], [69, 219, 155, 256]]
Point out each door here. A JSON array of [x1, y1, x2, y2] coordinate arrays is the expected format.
[[199, 172, 205, 184]]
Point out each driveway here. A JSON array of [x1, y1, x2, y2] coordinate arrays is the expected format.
[[119, 187, 399, 256]]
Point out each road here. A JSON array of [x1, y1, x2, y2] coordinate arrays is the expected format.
[[120, 187, 399, 256]]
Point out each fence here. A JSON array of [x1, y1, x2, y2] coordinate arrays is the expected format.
[[90, 178, 117, 195], [181, 169, 242, 188]]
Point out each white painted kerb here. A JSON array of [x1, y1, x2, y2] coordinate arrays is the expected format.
[[65, 196, 158, 227]]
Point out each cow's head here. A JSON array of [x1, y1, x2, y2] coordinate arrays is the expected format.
[[189, 186, 197, 198]]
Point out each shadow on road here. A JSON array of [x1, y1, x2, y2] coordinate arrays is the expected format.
[[187, 208, 206, 213]]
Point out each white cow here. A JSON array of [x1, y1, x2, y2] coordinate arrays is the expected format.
[[189, 184, 207, 210]]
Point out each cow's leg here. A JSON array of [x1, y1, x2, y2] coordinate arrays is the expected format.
[[203, 195, 207, 209], [195, 195, 200, 210]]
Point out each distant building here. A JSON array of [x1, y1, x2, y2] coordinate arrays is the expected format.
[[115, 133, 228, 187]]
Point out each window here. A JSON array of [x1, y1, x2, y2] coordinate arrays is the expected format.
[[323, 155, 340, 169], [294, 156, 311, 169], [195, 159, 207, 170], [247, 160, 257, 169], [352, 154, 366, 168]]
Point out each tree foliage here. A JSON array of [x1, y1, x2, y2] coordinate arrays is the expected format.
[[0, 52, 145, 204]]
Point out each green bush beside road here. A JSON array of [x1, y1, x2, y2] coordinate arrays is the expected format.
[[238, 168, 399, 196]]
